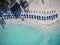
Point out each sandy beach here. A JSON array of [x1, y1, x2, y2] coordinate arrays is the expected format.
[[3, 8, 60, 30], [4, 15, 59, 30]]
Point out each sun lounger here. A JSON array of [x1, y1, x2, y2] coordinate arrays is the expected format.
[[42, 16, 44, 20], [37, 15, 39, 20], [29, 14, 31, 19], [38, 16, 41, 20], [55, 14, 58, 18], [48, 16, 51, 20], [31, 15, 33, 19], [47, 16, 49, 20], [43, 16, 46, 20], [53, 15, 55, 19], [24, 14, 26, 18], [26, 14, 28, 18], [34, 15, 36, 19]]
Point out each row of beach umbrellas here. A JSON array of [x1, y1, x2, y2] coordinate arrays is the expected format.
[[2, 13, 58, 20]]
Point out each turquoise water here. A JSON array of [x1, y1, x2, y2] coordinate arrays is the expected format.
[[0, 23, 60, 45]]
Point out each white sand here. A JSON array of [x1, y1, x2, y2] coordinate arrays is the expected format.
[[4, 17, 59, 30], [4, 9, 60, 30]]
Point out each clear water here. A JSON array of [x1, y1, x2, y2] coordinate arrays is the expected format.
[[0, 23, 60, 45]]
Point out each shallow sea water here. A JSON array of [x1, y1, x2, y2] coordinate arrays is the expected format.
[[0, 23, 60, 45]]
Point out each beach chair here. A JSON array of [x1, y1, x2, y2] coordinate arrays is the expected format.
[[53, 15, 55, 19], [3, 15, 6, 19], [28, 14, 31, 19], [24, 14, 26, 18], [49, 16, 51, 20], [3, 14, 7, 19], [47, 16, 49, 20], [8, 13, 13, 19], [19, 14, 21, 18], [14, 13, 20, 19], [42, 16, 44, 20], [30, 14, 33, 19], [39, 16, 41, 20], [31, 15, 33, 19], [21, 14, 24, 21], [44, 16, 46, 20], [51, 16, 53, 20], [26, 14, 28, 18], [55, 14, 58, 18], [36, 15, 39, 20], [34, 15, 36, 19]]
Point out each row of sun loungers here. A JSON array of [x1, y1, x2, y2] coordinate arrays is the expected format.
[[2, 13, 58, 20]]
